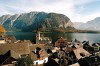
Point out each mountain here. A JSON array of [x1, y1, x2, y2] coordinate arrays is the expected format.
[[79, 17, 100, 31], [73, 22, 84, 29], [0, 12, 73, 32]]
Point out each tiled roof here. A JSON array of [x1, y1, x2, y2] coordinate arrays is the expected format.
[[0, 42, 30, 55], [0, 50, 16, 65], [29, 44, 48, 61], [73, 48, 90, 60]]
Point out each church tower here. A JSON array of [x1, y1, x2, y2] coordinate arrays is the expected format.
[[36, 31, 41, 44]]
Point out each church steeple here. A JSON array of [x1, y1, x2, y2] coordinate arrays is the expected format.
[[36, 31, 41, 44]]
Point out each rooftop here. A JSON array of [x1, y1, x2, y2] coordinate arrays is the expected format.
[[0, 42, 30, 55]]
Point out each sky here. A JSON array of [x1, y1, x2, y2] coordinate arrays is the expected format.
[[0, 0, 100, 23]]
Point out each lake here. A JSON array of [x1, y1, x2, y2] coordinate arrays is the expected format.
[[6, 32, 100, 44], [6, 32, 36, 42]]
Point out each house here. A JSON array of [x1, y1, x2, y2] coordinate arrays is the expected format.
[[69, 55, 100, 66], [73, 47, 91, 60], [4, 35, 16, 44], [0, 41, 31, 66], [0, 42, 30, 56], [78, 55, 100, 66], [29, 44, 48, 65], [0, 36, 6, 44], [69, 63, 80, 66], [71, 41, 83, 49], [0, 50, 17, 66], [55, 37, 68, 48], [36, 31, 51, 44], [92, 43, 100, 51]]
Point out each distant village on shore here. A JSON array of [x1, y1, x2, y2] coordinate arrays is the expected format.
[[0, 25, 100, 66]]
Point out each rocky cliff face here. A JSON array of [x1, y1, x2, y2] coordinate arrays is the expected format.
[[0, 12, 73, 32]]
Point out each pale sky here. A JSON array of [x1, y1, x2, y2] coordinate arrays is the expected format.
[[0, 0, 100, 23]]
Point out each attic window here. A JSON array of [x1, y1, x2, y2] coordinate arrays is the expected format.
[[77, 44, 79, 45], [80, 53, 85, 57]]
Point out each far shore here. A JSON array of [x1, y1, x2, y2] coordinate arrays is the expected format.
[[5, 29, 100, 34]]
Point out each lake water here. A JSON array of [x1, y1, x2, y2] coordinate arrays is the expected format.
[[6, 32, 36, 42], [6, 32, 100, 44], [68, 33, 100, 44]]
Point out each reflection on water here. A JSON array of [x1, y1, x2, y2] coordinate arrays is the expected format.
[[70, 33, 100, 44], [6, 32, 100, 44], [6, 32, 36, 42], [47, 32, 73, 44]]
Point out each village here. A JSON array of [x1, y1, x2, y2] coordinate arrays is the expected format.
[[0, 30, 100, 66]]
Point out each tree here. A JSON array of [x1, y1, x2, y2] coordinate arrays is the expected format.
[[16, 56, 33, 66], [0, 24, 6, 36], [0, 24, 6, 32]]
